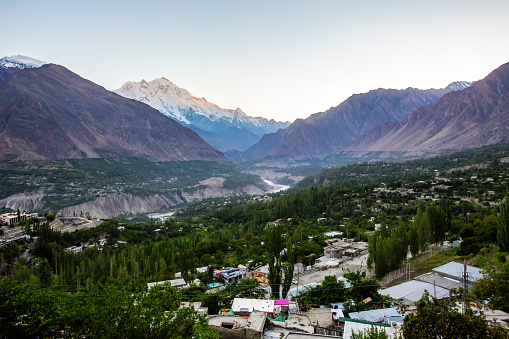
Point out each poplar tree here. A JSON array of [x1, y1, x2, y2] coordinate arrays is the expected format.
[[497, 193, 509, 252]]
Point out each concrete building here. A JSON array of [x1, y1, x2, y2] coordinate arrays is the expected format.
[[232, 298, 275, 316], [1, 212, 38, 226], [208, 312, 267, 339]]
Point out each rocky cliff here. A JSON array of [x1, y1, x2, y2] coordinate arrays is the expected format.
[[58, 184, 267, 219]]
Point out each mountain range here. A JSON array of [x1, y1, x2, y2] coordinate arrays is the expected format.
[[115, 78, 288, 152], [0, 57, 226, 162], [348, 63, 509, 153], [2, 54, 508, 170], [230, 82, 471, 163]]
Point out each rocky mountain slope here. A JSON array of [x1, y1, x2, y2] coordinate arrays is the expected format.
[[115, 78, 289, 151], [0, 62, 226, 162], [348, 63, 509, 153], [235, 85, 466, 162]]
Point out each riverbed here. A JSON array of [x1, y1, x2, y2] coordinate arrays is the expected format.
[[263, 179, 290, 193]]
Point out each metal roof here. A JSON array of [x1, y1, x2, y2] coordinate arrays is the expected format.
[[379, 280, 450, 304], [414, 272, 462, 290], [348, 307, 403, 323], [432, 261, 483, 282]]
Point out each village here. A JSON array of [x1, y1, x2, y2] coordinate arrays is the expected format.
[[145, 234, 509, 338], [2, 199, 509, 338]]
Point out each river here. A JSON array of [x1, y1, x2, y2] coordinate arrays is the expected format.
[[263, 179, 290, 193]]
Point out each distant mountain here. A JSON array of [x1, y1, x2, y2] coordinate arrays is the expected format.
[[115, 78, 289, 152], [0, 61, 226, 162], [348, 63, 509, 153], [236, 85, 465, 162]]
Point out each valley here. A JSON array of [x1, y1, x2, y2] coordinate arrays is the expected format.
[[2, 56, 509, 338]]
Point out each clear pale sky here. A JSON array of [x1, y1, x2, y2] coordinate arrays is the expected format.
[[2, 0, 508, 122]]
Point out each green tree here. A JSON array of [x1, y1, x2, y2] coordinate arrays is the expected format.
[[402, 291, 507, 339], [409, 223, 419, 258], [425, 204, 446, 245], [476, 261, 509, 313], [350, 326, 390, 339], [38, 258, 52, 286], [282, 236, 294, 297], [265, 224, 285, 298], [497, 193, 509, 252]]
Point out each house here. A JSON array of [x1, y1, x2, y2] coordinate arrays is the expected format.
[[208, 312, 266, 338], [432, 261, 483, 290], [379, 279, 451, 306], [1, 212, 38, 226], [64, 245, 83, 254], [179, 301, 208, 316], [231, 298, 275, 316], [274, 299, 290, 315], [323, 241, 352, 259], [251, 265, 270, 284], [147, 278, 190, 290], [217, 267, 247, 285], [379, 261, 481, 306], [196, 266, 209, 274]]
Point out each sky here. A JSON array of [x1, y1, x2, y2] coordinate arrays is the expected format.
[[2, 0, 509, 122]]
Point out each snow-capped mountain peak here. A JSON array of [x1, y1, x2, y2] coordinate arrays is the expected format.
[[114, 77, 289, 151], [445, 81, 472, 92], [0, 55, 47, 69]]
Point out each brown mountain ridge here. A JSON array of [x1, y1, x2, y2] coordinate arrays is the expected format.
[[0, 64, 226, 162], [348, 62, 509, 153]]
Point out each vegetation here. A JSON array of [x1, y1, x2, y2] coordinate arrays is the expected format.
[[0, 158, 265, 211], [298, 272, 385, 313], [0, 280, 220, 339], [350, 326, 391, 339], [3, 143, 509, 335], [402, 291, 508, 339]]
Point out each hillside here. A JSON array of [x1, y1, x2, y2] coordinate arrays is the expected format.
[[348, 62, 509, 153], [0, 64, 226, 162], [236, 86, 457, 162]]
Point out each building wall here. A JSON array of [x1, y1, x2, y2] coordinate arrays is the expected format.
[[209, 326, 245, 339]]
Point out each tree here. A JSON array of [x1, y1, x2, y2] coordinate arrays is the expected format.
[[415, 207, 430, 252], [409, 223, 419, 258], [497, 193, 509, 252], [402, 291, 508, 339], [265, 224, 285, 298], [298, 275, 347, 306], [38, 258, 52, 286], [282, 236, 294, 297], [425, 204, 446, 245], [350, 326, 391, 339], [0, 281, 221, 338], [476, 261, 509, 313]]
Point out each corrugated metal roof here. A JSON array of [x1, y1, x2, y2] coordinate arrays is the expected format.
[[348, 307, 402, 323], [432, 261, 483, 282], [379, 280, 450, 303], [415, 273, 462, 290]]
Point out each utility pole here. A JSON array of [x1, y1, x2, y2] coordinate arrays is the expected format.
[[463, 259, 468, 314]]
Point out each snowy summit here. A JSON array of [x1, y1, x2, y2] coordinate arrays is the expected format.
[[0, 55, 47, 69]]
